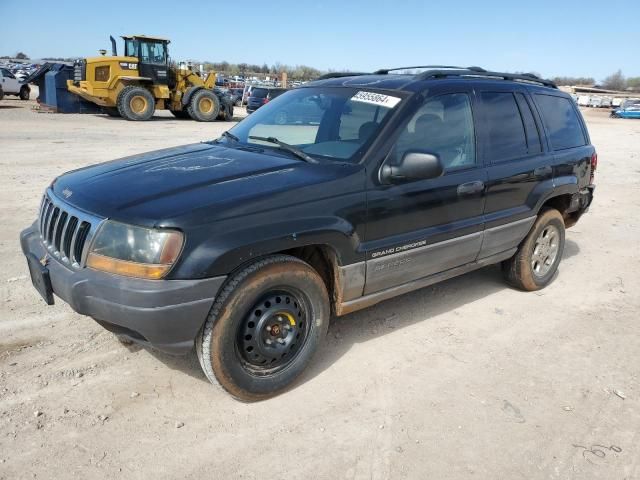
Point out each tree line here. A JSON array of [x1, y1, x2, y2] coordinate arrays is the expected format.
[[4, 51, 640, 89], [552, 71, 640, 91], [200, 61, 322, 81]]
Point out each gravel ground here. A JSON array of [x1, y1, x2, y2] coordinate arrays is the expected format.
[[1, 90, 639, 479]]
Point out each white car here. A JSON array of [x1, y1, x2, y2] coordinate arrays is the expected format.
[[0, 68, 30, 100]]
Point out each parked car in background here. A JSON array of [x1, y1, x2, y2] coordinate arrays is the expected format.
[[611, 99, 640, 118], [246, 87, 288, 113], [577, 95, 590, 107], [0, 68, 30, 100]]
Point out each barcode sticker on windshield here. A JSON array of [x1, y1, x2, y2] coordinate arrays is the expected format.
[[351, 91, 401, 108]]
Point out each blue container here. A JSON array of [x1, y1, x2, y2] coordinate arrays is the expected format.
[[27, 63, 101, 114]]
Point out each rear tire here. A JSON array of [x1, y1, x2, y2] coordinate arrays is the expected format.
[[0, 87, 4, 101], [187, 89, 221, 122], [196, 255, 330, 401], [502, 209, 565, 291], [19, 86, 30, 100], [117, 86, 155, 121]]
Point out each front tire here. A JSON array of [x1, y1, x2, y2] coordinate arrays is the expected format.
[[117, 86, 155, 121], [502, 209, 565, 291], [197, 255, 330, 401], [187, 89, 221, 122]]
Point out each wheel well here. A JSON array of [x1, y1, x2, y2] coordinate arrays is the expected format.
[[539, 194, 579, 228], [281, 245, 337, 312]]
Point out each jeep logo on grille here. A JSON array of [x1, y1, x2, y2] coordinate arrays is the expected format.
[[62, 188, 73, 199]]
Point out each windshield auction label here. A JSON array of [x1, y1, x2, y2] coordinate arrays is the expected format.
[[351, 91, 401, 108]]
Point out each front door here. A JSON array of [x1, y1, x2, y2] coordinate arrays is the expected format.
[[1, 68, 20, 94], [364, 88, 486, 295], [137, 40, 170, 85]]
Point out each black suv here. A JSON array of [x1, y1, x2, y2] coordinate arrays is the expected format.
[[21, 66, 596, 401], [246, 87, 287, 113]]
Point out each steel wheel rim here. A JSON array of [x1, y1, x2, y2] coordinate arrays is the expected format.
[[237, 289, 311, 375], [199, 97, 214, 114], [130, 95, 147, 113], [531, 225, 560, 277]]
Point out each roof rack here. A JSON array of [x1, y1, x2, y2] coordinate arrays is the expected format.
[[415, 68, 557, 88], [315, 72, 371, 80], [374, 65, 487, 74]]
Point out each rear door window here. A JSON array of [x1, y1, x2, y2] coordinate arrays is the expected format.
[[481, 92, 528, 162], [534, 94, 586, 150]]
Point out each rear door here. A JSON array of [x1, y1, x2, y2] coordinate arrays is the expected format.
[[475, 86, 551, 259], [364, 86, 487, 295], [532, 92, 593, 191]]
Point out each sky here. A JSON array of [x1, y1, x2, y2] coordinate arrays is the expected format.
[[1, 0, 638, 82]]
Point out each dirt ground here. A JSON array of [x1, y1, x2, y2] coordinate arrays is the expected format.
[[1, 89, 639, 480]]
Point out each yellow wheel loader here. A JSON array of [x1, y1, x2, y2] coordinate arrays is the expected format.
[[67, 35, 233, 121]]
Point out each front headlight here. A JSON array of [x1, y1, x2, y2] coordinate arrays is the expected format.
[[86, 221, 184, 279]]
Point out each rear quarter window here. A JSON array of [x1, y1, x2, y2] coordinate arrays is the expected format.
[[534, 94, 586, 150]]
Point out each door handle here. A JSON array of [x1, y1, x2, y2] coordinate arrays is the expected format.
[[457, 180, 485, 196], [534, 166, 552, 177]]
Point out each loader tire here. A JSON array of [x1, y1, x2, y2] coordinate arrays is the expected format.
[[187, 89, 221, 122], [117, 86, 155, 121]]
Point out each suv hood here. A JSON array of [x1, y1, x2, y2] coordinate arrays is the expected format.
[[52, 142, 346, 225]]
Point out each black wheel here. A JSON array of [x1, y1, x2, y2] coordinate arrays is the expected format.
[[187, 89, 221, 122], [0, 86, 4, 101], [196, 255, 330, 401], [502, 209, 565, 291], [104, 107, 120, 117], [170, 109, 190, 119], [117, 86, 155, 121], [19, 86, 30, 101]]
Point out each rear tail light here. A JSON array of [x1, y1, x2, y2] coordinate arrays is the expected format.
[[262, 97, 269, 104], [590, 152, 597, 183]]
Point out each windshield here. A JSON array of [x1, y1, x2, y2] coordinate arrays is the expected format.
[[228, 87, 403, 162]]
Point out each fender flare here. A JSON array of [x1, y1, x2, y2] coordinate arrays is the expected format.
[[171, 218, 362, 279], [532, 176, 579, 213], [181, 86, 203, 106]]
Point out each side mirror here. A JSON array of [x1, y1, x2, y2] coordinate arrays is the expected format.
[[381, 151, 444, 183]]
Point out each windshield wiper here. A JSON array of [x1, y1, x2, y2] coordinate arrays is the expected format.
[[248, 136, 319, 164], [221, 131, 240, 142]]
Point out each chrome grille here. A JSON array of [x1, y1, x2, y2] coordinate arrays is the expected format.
[[38, 190, 103, 268]]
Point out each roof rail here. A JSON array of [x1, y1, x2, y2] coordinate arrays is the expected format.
[[374, 65, 488, 75], [315, 72, 371, 80], [415, 68, 557, 88]]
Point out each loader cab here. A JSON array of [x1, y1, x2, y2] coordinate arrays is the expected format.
[[122, 35, 171, 85]]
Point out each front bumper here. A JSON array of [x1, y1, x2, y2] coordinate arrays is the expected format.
[[20, 224, 226, 354]]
